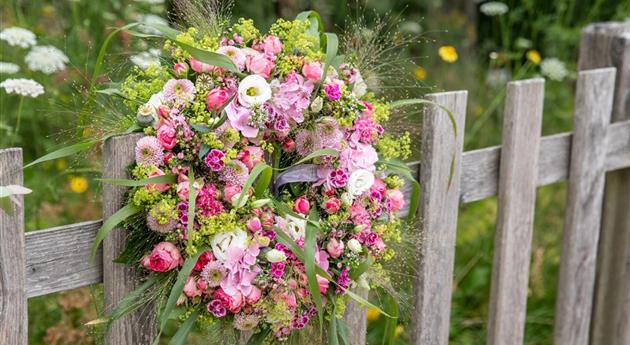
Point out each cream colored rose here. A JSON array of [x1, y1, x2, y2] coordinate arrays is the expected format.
[[347, 169, 375, 197]]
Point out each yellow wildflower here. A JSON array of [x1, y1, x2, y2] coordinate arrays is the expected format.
[[414, 67, 427, 80], [395, 325, 404, 337], [55, 159, 67, 171], [69, 176, 88, 194], [366, 307, 380, 321], [526, 50, 541, 65], [438, 46, 458, 63]]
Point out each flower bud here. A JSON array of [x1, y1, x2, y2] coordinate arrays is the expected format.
[[310, 96, 323, 112], [173, 62, 189, 77], [265, 249, 287, 263], [347, 238, 362, 253]]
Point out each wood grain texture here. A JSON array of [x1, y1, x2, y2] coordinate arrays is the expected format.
[[343, 287, 368, 345], [0, 148, 27, 345], [409, 91, 467, 345], [25, 220, 103, 297], [554, 68, 616, 345], [488, 79, 545, 345], [582, 23, 630, 345], [102, 133, 157, 345]]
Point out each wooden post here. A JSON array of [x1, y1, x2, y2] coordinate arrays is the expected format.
[[554, 68, 616, 345], [102, 134, 157, 345], [410, 91, 467, 345], [487, 79, 545, 345], [343, 288, 368, 345], [0, 148, 27, 344], [578, 23, 630, 345]]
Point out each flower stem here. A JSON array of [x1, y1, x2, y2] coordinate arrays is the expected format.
[[15, 96, 24, 134]]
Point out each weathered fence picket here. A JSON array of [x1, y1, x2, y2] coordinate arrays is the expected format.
[[0, 21, 628, 345]]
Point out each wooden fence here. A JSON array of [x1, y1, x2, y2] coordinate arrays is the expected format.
[[1, 22, 628, 345]]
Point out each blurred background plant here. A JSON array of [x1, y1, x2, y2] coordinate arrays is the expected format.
[[1, 0, 628, 344]]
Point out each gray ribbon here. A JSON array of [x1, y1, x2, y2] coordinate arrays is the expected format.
[[272, 164, 319, 195]]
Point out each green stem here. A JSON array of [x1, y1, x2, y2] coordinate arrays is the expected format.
[[15, 96, 24, 134]]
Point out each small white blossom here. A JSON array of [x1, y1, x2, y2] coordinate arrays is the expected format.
[[480, 2, 509, 16], [347, 239, 362, 253], [0, 62, 20, 74], [347, 169, 375, 197], [238, 75, 272, 107], [25, 46, 69, 74], [265, 249, 287, 263], [0, 78, 44, 97], [130, 48, 161, 70], [0, 27, 36, 48], [138, 14, 169, 35], [541, 58, 568, 81]]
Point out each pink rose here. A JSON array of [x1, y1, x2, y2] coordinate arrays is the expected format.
[[294, 197, 310, 215], [246, 54, 275, 79], [238, 146, 264, 171], [223, 184, 242, 202], [189, 56, 220, 73], [323, 198, 341, 214], [387, 189, 405, 212], [302, 61, 323, 81], [140, 255, 151, 270], [146, 242, 183, 272], [246, 217, 262, 232], [147, 167, 170, 192], [173, 62, 189, 78], [194, 251, 214, 271], [156, 124, 177, 150], [246, 286, 262, 304], [206, 88, 231, 112], [214, 288, 244, 313], [340, 143, 378, 173], [326, 238, 345, 258], [184, 276, 202, 298], [177, 180, 201, 201], [263, 35, 283, 55], [197, 279, 207, 291]]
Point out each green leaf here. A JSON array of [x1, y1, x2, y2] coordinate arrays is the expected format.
[[23, 139, 100, 169], [348, 256, 373, 281], [254, 164, 273, 199], [187, 169, 198, 251], [273, 226, 331, 281], [323, 33, 339, 69], [296, 11, 324, 45], [91, 204, 141, 260], [337, 319, 350, 345], [271, 200, 321, 229], [108, 275, 159, 323], [190, 124, 210, 133], [328, 291, 339, 345], [236, 162, 271, 207], [246, 328, 271, 345], [98, 174, 176, 187], [168, 308, 201, 345], [341, 288, 396, 319], [198, 144, 211, 160], [381, 293, 400, 345], [305, 209, 324, 334]]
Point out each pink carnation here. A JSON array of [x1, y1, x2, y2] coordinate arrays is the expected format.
[[204, 149, 226, 171], [324, 83, 341, 100]]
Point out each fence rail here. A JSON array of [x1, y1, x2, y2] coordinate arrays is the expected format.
[[1, 22, 629, 345]]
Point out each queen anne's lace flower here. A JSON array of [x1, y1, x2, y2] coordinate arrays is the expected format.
[[0, 27, 36, 48], [130, 49, 161, 70], [480, 2, 509, 16], [0, 78, 44, 97], [541, 58, 569, 81], [0, 62, 20, 74], [25, 46, 69, 74]]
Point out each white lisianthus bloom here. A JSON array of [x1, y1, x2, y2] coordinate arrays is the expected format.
[[0, 78, 44, 97], [0, 27, 36, 48], [347, 238, 362, 253], [238, 75, 272, 107], [211, 229, 248, 262], [265, 249, 287, 263], [352, 72, 368, 97], [285, 214, 306, 240], [130, 49, 161, 70], [347, 169, 375, 197], [25, 46, 69, 74], [0, 62, 20, 74]]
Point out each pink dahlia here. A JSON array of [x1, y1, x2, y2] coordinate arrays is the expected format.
[[135, 136, 163, 166], [295, 129, 317, 157], [220, 160, 249, 186], [201, 261, 227, 287], [271, 72, 314, 123], [162, 79, 196, 107]]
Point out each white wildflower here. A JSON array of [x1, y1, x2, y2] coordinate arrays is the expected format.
[[138, 14, 169, 35], [540, 58, 568, 81], [0, 62, 20, 74], [0, 27, 36, 48], [25, 46, 69, 74], [480, 2, 509, 16], [0, 78, 44, 97], [130, 48, 161, 69]]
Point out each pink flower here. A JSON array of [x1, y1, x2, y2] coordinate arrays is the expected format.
[[238, 146, 264, 171], [173, 62, 188, 77], [217, 46, 246, 70], [359, 100, 374, 116], [263, 35, 283, 55], [184, 276, 202, 297], [271, 72, 314, 123], [302, 61, 323, 81], [323, 198, 341, 214], [247, 286, 262, 304], [156, 124, 177, 150], [194, 251, 214, 271], [350, 204, 371, 226], [220, 160, 250, 186], [324, 83, 341, 100], [317, 276, 329, 294], [177, 179, 202, 201], [147, 166, 170, 192], [206, 88, 231, 112], [135, 136, 164, 166], [223, 184, 242, 202], [340, 143, 378, 173], [387, 189, 405, 212], [351, 116, 382, 144], [146, 242, 183, 272], [326, 238, 344, 258], [328, 168, 348, 188], [246, 217, 262, 232], [246, 54, 275, 79], [214, 287, 244, 313], [204, 149, 226, 171], [294, 197, 310, 215], [189, 56, 219, 73], [207, 300, 227, 317], [225, 100, 258, 138], [280, 291, 297, 309], [162, 79, 196, 107], [282, 138, 295, 152]]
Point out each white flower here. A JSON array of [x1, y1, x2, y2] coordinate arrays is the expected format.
[[0, 78, 44, 97], [130, 49, 161, 70], [265, 249, 287, 263], [138, 14, 169, 35], [238, 75, 271, 107], [310, 96, 323, 112], [541, 58, 568, 81], [340, 192, 354, 206], [347, 169, 375, 197], [25, 46, 69, 74], [352, 73, 368, 97], [0, 27, 36, 48], [210, 229, 248, 262], [480, 2, 509, 16], [347, 238, 362, 253], [0, 62, 20, 74], [284, 214, 306, 240]]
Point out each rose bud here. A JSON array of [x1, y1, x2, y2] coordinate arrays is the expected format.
[[173, 62, 189, 77], [247, 217, 262, 232], [282, 138, 295, 152], [326, 238, 345, 258], [294, 196, 310, 215], [206, 88, 231, 113], [323, 198, 341, 214]]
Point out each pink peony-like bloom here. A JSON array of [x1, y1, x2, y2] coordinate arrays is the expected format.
[[135, 136, 164, 166], [146, 166, 170, 192], [156, 123, 177, 150], [263, 35, 283, 55], [225, 100, 258, 138], [387, 189, 405, 212], [323, 198, 341, 214], [237, 146, 264, 171], [173, 62, 188, 77], [204, 149, 226, 171], [220, 160, 249, 186], [206, 88, 231, 112], [326, 238, 344, 258], [302, 61, 323, 81], [340, 142, 378, 173], [246, 53, 275, 79], [145, 242, 183, 272], [271, 72, 314, 123], [324, 83, 341, 101], [247, 286, 262, 304], [162, 79, 196, 107], [184, 276, 202, 298], [293, 197, 310, 215], [189, 56, 220, 73], [223, 184, 242, 202], [217, 46, 246, 70]]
